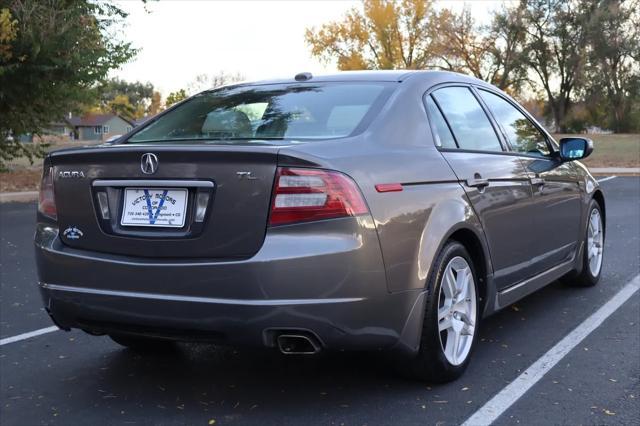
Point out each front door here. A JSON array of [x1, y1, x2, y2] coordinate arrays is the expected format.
[[476, 88, 583, 276]]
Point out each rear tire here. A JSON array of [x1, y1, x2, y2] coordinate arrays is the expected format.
[[109, 334, 176, 352], [403, 241, 480, 382], [562, 199, 604, 287]]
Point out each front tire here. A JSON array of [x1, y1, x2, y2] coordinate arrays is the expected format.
[[563, 199, 604, 287], [404, 241, 480, 382]]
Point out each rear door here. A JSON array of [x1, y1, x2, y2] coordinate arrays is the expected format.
[[476, 89, 583, 273], [51, 144, 279, 258], [425, 86, 536, 290]]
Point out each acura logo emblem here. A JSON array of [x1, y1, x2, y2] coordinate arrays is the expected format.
[[141, 153, 158, 175]]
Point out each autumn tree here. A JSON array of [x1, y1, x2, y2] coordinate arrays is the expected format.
[[306, 0, 527, 92], [147, 91, 162, 116], [0, 0, 136, 169], [107, 94, 137, 121], [305, 0, 440, 70], [95, 78, 154, 119], [432, 5, 527, 92], [165, 89, 188, 107], [0, 7, 16, 62]]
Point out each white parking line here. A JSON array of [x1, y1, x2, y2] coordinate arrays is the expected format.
[[0, 326, 59, 346], [462, 273, 640, 426], [597, 176, 617, 183]]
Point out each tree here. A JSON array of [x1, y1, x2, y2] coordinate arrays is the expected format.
[[305, 0, 441, 70], [432, 5, 527, 92], [305, 0, 527, 92], [165, 89, 188, 107], [0, 7, 16, 62], [107, 94, 136, 121], [0, 0, 136, 169], [584, 0, 640, 132], [520, 0, 595, 132], [147, 91, 163, 116], [96, 78, 154, 118], [188, 71, 244, 94]]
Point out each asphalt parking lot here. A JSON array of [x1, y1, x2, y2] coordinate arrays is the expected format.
[[1, 177, 639, 426]]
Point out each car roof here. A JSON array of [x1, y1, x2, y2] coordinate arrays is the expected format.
[[225, 70, 489, 87]]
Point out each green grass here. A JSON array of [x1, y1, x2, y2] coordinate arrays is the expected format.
[[553, 134, 640, 168]]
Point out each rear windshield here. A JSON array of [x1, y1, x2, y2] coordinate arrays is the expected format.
[[127, 82, 395, 144]]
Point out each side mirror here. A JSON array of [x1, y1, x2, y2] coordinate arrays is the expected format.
[[559, 137, 593, 161]]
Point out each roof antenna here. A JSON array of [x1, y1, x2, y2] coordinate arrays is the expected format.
[[294, 72, 313, 82]]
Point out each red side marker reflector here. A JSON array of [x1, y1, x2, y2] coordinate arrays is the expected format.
[[375, 183, 403, 193]]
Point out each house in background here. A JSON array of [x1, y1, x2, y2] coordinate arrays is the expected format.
[[46, 120, 73, 139], [67, 113, 134, 141]]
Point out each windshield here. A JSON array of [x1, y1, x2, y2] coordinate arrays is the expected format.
[[127, 82, 394, 144]]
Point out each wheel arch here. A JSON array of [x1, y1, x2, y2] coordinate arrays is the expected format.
[[394, 221, 494, 356], [592, 189, 606, 232], [446, 227, 490, 314]]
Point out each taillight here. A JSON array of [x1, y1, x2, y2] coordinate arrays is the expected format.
[[38, 165, 57, 220], [269, 167, 368, 226]]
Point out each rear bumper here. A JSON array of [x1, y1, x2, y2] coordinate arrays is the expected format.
[[35, 217, 426, 354]]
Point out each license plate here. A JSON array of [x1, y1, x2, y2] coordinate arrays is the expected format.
[[121, 188, 188, 228]]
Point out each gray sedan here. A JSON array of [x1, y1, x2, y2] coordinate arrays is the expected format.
[[35, 71, 605, 382]]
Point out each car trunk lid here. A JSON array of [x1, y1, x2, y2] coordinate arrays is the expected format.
[[50, 144, 279, 258]]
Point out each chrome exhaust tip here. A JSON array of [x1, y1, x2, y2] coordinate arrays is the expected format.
[[277, 334, 321, 355]]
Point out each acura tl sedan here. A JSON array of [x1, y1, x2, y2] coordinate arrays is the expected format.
[[35, 71, 605, 382]]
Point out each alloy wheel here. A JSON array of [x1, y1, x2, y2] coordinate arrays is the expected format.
[[587, 208, 604, 277], [437, 256, 477, 366]]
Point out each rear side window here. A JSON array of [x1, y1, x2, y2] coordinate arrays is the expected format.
[[479, 90, 550, 156], [431, 87, 502, 152], [425, 96, 457, 148], [128, 83, 394, 144]]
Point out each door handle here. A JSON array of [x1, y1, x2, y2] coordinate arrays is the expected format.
[[530, 177, 545, 186], [465, 177, 490, 189]]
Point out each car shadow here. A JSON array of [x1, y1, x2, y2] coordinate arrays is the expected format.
[[75, 278, 607, 423]]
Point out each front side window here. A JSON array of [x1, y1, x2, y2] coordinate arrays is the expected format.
[[103, 125, 109, 134], [128, 83, 394, 144], [94, 126, 102, 134], [479, 90, 550, 156], [431, 87, 502, 152]]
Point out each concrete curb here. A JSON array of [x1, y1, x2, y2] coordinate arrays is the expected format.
[[0, 191, 38, 203], [589, 167, 640, 175]]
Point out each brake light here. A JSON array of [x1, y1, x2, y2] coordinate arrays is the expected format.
[[38, 165, 57, 220], [269, 167, 368, 226]]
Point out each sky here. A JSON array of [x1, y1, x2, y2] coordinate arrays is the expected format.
[[112, 0, 510, 96]]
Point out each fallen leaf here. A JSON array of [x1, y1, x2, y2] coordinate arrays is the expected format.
[[209, 420, 216, 425], [603, 409, 615, 416]]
